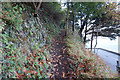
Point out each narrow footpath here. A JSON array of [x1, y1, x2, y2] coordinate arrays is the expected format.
[[49, 30, 74, 78]]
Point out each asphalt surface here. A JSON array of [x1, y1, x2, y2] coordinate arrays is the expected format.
[[94, 49, 118, 73]]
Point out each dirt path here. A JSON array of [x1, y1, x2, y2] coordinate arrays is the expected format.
[[49, 30, 73, 78]]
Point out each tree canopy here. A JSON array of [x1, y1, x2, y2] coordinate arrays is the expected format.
[[64, 2, 120, 41]]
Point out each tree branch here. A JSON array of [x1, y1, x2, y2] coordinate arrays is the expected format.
[[36, 0, 42, 11], [32, 1, 36, 9], [32, 0, 42, 12]]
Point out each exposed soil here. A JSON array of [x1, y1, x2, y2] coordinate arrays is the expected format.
[[49, 30, 74, 79]]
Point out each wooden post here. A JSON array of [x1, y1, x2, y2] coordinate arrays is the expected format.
[[116, 61, 120, 77]]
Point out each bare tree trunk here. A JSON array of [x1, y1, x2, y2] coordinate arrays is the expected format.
[[66, 16, 68, 36], [71, 3, 74, 33], [32, 0, 43, 28], [65, 2, 70, 36], [33, 0, 42, 11], [90, 26, 94, 52], [84, 23, 87, 44], [78, 20, 87, 42], [72, 13, 74, 33], [94, 26, 98, 53], [94, 34, 97, 53], [36, 0, 42, 11], [33, 0, 42, 17]]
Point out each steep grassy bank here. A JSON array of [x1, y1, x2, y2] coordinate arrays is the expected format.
[[0, 2, 118, 79], [66, 31, 117, 78], [0, 3, 61, 78]]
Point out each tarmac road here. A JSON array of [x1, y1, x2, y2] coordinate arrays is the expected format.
[[94, 49, 118, 73]]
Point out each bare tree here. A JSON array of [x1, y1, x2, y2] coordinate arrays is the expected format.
[[94, 26, 98, 53], [32, 0, 42, 17], [65, 1, 70, 36], [32, 0, 43, 28], [90, 26, 94, 52]]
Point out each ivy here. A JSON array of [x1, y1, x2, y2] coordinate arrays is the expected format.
[[1, 2, 53, 79]]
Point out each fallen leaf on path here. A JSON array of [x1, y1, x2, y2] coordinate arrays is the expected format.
[[39, 62, 42, 65], [40, 71, 43, 74], [62, 72, 65, 77], [62, 50, 64, 53], [23, 67, 26, 73], [23, 48, 27, 53], [59, 62, 62, 65], [41, 48, 44, 53], [80, 65, 84, 67], [50, 73, 53, 76], [57, 55, 62, 58], [54, 64, 58, 67], [56, 72, 59, 74]]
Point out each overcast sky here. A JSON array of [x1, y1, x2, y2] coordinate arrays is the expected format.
[[58, 0, 120, 53], [86, 36, 119, 53]]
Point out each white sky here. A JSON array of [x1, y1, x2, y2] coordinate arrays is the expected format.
[[57, 0, 120, 53], [86, 36, 119, 53]]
